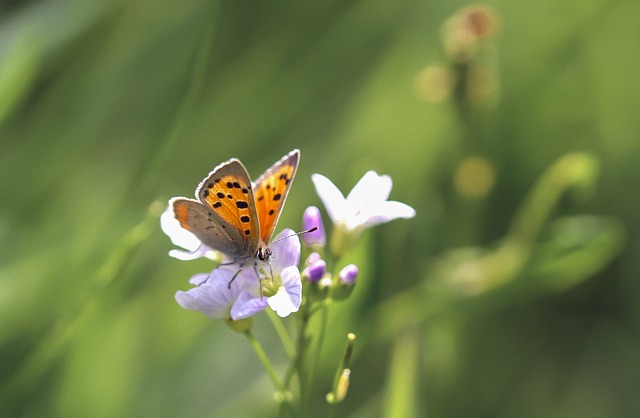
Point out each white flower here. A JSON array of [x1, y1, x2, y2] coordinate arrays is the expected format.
[[312, 171, 416, 231], [266, 266, 302, 317], [312, 171, 416, 256]]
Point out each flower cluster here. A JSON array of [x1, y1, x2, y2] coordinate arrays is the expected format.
[[161, 167, 415, 326]]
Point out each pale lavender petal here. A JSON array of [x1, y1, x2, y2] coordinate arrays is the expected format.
[[306, 252, 321, 265], [277, 266, 302, 312], [311, 174, 348, 224], [270, 229, 301, 272], [188, 272, 210, 286], [174, 277, 233, 319], [231, 291, 268, 320]]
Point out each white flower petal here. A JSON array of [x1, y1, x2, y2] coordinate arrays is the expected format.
[[267, 266, 301, 317], [346, 171, 392, 206], [311, 173, 348, 223], [168, 243, 219, 261], [361, 200, 416, 227], [160, 204, 202, 252], [267, 288, 296, 317]]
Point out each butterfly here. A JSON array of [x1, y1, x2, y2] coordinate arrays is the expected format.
[[170, 149, 300, 265]]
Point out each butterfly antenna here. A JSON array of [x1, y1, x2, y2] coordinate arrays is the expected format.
[[270, 227, 318, 245]]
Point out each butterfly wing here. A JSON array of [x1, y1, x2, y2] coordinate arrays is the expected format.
[[171, 197, 247, 257], [171, 158, 260, 259], [252, 149, 300, 244]]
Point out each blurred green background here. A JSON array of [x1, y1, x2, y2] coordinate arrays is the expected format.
[[1, 0, 639, 417]]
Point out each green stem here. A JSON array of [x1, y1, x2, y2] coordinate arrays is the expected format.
[[293, 300, 312, 417], [244, 329, 286, 395], [326, 333, 357, 418], [266, 308, 296, 359], [507, 153, 599, 245]]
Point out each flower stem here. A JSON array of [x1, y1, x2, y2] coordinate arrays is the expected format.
[[244, 329, 288, 399], [266, 309, 296, 359], [309, 300, 330, 392], [293, 300, 312, 417]]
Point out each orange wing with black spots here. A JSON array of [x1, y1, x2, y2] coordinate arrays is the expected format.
[[169, 150, 299, 260], [171, 159, 261, 259], [171, 197, 247, 257], [252, 149, 300, 244]]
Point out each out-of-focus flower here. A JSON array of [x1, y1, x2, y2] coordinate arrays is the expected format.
[[333, 264, 358, 300], [338, 264, 358, 286], [312, 171, 416, 255], [415, 65, 454, 103], [442, 4, 500, 63]]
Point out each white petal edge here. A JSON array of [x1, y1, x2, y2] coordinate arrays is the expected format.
[[362, 200, 416, 227], [346, 171, 393, 207], [160, 204, 202, 252], [311, 174, 348, 224], [267, 266, 302, 317]]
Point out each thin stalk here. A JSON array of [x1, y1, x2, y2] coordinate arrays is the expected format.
[[266, 308, 296, 359], [244, 329, 286, 395], [296, 301, 312, 417], [309, 300, 329, 396]]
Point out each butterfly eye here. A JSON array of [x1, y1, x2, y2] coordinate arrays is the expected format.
[[256, 247, 272, 261]]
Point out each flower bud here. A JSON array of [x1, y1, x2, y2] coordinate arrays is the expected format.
[[303, 259, 326, 283], [333, 264, 358, 300], [339, 264, 358, 286], [302, 206, 326, 247], [305, 252, 321, 266]]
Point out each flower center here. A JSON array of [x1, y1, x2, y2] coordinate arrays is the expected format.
[[261, 274, 282, 297]]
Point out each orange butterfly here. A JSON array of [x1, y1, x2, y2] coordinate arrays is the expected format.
[[170, 150, 299, 264]]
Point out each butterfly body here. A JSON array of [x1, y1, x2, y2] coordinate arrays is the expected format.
[[170, 150, 300, 264]]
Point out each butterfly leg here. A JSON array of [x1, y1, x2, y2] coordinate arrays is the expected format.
[[251, 262, 265, 298], [227, 259, 246, 289]]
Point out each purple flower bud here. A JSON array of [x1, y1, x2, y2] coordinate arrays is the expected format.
[[339, 264, 358, 286], [302, 206, 326, 246], [306, 252, 321, 266], [304, 259, 326, 283]]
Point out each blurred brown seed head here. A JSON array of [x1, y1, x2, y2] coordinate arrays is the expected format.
[[442, 5, 500, 63]]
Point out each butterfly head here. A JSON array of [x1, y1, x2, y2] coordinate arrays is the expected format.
[[256, 246, 272, 262]]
